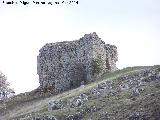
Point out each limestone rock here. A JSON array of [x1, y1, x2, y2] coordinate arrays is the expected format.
[[65, 112, 83, 120], [48, 100, 64, 110], [99, 111, 109, 120], [131, 87, 140, 96], [69, 94, 88, 108], [32, 115, 57, 120], [90, 80, 116, 97]]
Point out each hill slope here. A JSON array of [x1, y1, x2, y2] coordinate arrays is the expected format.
[[0, 65, 160, 120]]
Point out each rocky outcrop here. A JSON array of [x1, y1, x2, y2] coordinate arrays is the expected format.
[[37, 32, 118, 93]]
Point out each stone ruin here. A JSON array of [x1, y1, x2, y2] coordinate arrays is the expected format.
[[37, 32, 118, 93]]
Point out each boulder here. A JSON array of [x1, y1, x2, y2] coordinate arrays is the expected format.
[[69, 94, 88, 108], [48, 100, 64, 110]]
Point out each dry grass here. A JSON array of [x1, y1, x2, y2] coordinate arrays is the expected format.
[[0, 65, 160, 120]]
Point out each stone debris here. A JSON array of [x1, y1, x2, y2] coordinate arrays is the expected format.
[[48, 100, 64, 110], [97, 82, 108, 89], [37, 32, 118, 93], [32, 115, 57, 120], [118, 68, 160, 89], [65, 112, 83, 120], [89, 67, 160, 99], [90, 80, 115, 97], [119, 82, 129, 91], [131, 87, 141, 96], [47, 94, 88, 111], [99, 111, 110, 120], [129, 112, 146, 120], [69, 94, 88, 108], [90, 88, 101, 96], [84, 105, 98, 113]]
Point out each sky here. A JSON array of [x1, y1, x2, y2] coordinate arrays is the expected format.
[[0, 0, 160, 94]]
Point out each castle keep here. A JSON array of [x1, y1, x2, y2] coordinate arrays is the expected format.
[[37, 32, 118, 92]]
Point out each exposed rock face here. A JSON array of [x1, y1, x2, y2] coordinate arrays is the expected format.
[[37, 32, 118, 93]]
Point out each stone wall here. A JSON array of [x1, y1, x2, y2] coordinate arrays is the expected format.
[[105, 44, 118, 71], [37, 32, 118, 93]]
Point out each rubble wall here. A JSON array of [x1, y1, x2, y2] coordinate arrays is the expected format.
[[37, 32, 118, 92]]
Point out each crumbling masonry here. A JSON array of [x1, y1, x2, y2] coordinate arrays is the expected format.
[[37, 32, 118, 93]]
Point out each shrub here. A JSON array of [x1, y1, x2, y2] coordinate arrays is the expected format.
[[92, 56, 103, 75]]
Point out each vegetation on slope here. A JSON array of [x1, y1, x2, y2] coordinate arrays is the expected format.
[[0, 65, 160, 120]]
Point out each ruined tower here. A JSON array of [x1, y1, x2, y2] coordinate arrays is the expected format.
[[37, 32, 118, 92]]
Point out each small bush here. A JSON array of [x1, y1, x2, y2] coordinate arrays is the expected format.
[[93, 56, 103, 75]]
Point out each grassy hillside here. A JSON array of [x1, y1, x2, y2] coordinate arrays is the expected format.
[[0, 65, 160, 120]]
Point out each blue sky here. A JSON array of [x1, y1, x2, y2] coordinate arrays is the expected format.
[[0, 0, 160, 94]]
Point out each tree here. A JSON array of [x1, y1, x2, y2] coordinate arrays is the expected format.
[[0, 71, 15, 101]]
